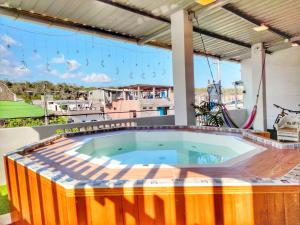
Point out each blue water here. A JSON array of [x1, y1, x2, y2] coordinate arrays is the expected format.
[[77, 139, 237, 166]]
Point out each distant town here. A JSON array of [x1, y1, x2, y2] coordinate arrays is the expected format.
[[0, 80, 243, 125]]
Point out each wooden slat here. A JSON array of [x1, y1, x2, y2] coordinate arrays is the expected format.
[[284, 193, 300, 225], [5, 159, 300, 225], [122, 194, 140, 225], [252, 193, 269, 225], [267, 193, 286, 225], [16, 164, 33, 225], [7, 159, 22, 223]]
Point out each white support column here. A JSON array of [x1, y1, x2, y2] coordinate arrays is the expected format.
[[171, 10, 195, 126], [251, 43, 267, 131], [137, 86, 141, 99], [168, 88, 171, 98], [122, 90, 126, 100], [152, 87, 155, 99]]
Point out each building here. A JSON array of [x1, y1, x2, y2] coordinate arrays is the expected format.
[[33, 96, 90, 112], [103, 84, 174, 119], [31, 85, 174, 122], [88, 89, 106, 111], [0, 82, 16, 101]]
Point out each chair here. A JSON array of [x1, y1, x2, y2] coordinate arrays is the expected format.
[[274, 115, 300, 142]]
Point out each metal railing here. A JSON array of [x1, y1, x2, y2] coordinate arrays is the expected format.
[[0, 109, 175, 127], [0, 109, 174, 120]]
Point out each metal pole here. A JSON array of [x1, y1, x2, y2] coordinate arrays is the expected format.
[[217, 59, 221, 82], [234, 82, 238, 109], [43, 82, 48, 125]]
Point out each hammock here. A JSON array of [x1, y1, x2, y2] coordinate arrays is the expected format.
[[194, 12, 265, 129], [221, 104, 257, 129], [220, 53, 264, 129]]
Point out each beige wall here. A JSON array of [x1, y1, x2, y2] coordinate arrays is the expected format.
[[105, 100, 141, 119], [241, 47, 300, 129]]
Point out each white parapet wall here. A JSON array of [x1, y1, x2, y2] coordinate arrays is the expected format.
[[241, 47, 300, 129], [226, 108, 248, 128], [0, 115, 175, 184]]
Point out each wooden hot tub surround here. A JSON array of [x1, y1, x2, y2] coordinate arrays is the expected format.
[[4, 126, 300, 225]]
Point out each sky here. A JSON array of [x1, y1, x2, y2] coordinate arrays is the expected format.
[[0, 16, 241, 88]]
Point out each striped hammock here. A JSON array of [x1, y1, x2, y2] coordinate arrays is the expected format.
[[221, 104, 257, 129]]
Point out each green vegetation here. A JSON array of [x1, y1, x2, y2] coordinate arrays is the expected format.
[[55, 127, 79, 134], [1, 116, 68, 128], [0, 185, 9, 215], [0, 101, 44, 119], [2, 80, 93, 103], [193, 101, 224, 127]]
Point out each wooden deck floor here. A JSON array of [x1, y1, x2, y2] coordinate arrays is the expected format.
[[23, 134, 300, 182]]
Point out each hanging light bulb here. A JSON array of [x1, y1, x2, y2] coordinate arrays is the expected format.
[[101, 59, 105, 68], [46, 63, 51, 72], [19, 60, 27, 70]]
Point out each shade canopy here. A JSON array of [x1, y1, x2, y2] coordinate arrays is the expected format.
[[0, 0, 299, 61]]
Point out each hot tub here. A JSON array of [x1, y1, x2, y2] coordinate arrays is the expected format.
[[4, 126, 300, 225], [67, 130, 263, 168]]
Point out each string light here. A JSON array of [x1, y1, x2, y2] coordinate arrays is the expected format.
[[0, 21, 171, 83]]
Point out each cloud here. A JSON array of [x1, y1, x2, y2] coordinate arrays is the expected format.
[[1, 35, 19, 47], [50, 54, 65, 64], [0, 44, 11, 57], [37, 64, 81, 80], [38, 63, 109, 82], [81, 73, 112, 83], [49, 54, 80, 72], [37, 64, 62, 77], [31, 52, 41, 60], [0, 59, 30, 77], [66, 60, 80, 71], [60, 72, 81, 79]]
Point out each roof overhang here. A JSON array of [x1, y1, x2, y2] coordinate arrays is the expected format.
[[0, 0, 299, 61]]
